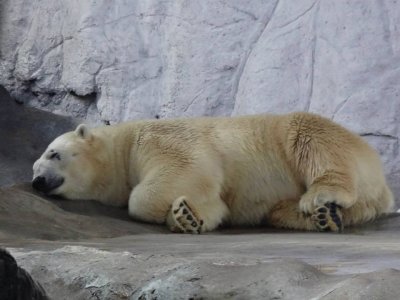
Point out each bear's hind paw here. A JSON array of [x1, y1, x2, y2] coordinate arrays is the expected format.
[[168, 197, 203, 234], [311, 203, 343, 233]]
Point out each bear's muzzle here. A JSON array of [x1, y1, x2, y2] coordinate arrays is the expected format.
[[32, 176, 64, 194]]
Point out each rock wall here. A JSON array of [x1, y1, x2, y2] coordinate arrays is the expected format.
[[1, 0, 400, 200]]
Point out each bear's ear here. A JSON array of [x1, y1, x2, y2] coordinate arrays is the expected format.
[[75, 124, 92, 140]]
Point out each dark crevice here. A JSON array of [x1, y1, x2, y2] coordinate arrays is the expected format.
[[68, 90, 97, 102], [23, 78, 37, 96], [30, 89, 62, 99], [27, 78, 36, 85], [14, 78, 59, 104]]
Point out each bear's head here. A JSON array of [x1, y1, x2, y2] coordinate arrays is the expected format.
[[32, 124, 108, 200]]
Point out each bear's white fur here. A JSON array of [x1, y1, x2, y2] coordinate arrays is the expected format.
[[32, 112, 394, 233]]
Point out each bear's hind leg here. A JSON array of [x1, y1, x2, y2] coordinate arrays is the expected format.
[[166, 195, 229, 234], [341, 185, 394, 227], [298, 170, 357, 215], [267, 199, 315, 231], [267, 199, 343, 232]]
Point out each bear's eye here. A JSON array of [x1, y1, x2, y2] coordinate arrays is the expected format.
[[49, 152, 61, 160]]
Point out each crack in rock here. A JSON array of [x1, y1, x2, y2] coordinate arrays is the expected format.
[[360, 133, 399, 140], [232, 0, 281, 107]]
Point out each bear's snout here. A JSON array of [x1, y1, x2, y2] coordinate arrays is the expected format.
[[32, 175, 64, 193], [32, 176, 46, 191]]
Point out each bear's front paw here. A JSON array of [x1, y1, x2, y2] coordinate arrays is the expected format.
[[311, 202, 343, 233], [167, 196, 203, 234]]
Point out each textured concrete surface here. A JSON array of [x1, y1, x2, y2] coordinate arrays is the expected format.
[[1, 0, 400, 201]]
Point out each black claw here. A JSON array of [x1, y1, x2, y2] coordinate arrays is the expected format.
[[182, 208, 188, 214]]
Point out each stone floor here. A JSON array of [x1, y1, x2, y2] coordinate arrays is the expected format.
[[1, 184, 400, 299]]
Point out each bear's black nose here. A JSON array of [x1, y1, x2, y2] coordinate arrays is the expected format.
[[32, 176, 46, 191]]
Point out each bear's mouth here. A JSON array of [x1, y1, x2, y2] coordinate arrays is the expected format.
[[32, 176, 64, 194]]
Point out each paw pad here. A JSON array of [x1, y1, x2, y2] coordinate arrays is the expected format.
[[312, 202, 343, 233], [170, 198, 203, 234]]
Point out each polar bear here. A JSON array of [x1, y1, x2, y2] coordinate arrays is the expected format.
[[32, 112, 394, 233]]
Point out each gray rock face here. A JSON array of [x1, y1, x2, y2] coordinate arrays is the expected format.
[[1, 1, 400, 197]]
